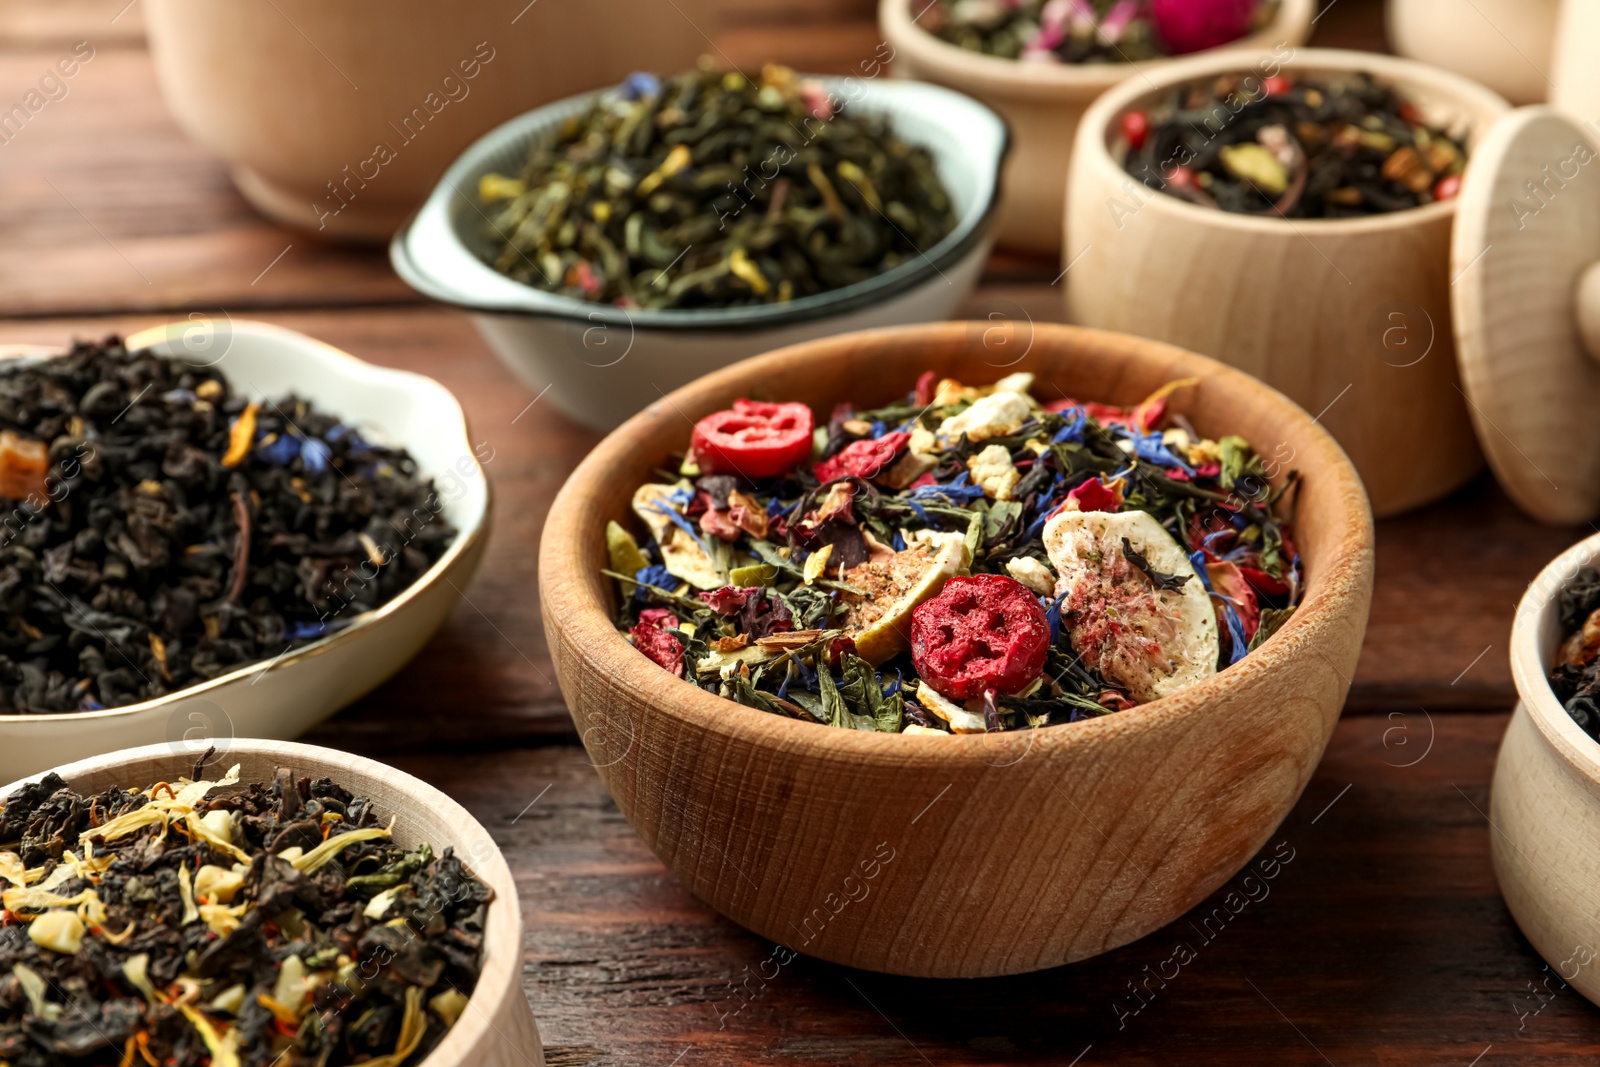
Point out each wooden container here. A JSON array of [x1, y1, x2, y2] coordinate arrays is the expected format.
[[539, 322, 1374, 978], [1390, 0, 1560, 106], [141, 0, 714, 241], [0, 739, 544, 1066], [879, 0, 1314, 256], [1064, 49, 1510, 517], [1493, 532, 1600, 1008]]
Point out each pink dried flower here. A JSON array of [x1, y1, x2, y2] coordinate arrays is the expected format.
[[1097, 0, 1140, 43], [1147, 0, 1260, 54]]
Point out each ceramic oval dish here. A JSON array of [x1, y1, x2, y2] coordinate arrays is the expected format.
[[539, 322, 1374, 978], [1494, 530, 1600, 1008], [391, 76, 1006, 432], [0, 321, 490, 780], [0, 738, 542, 1066]]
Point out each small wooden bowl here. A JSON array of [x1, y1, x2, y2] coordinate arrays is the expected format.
[[540, 322, 1374, 977], [1493, 531, 1600, 1007], [879, 0, 1314, 256], [1065, 49, 1510, 517], [0, 739, 543, 1066]]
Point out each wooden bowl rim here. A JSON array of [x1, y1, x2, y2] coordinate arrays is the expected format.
[[1075, 46, 1512, 235], [0, 738, 527, 1067], [878, 0, 1315, 101], [540, 321, 1374, 761], [0, 320, 492, 725], [1511, 531, 1600, 782]]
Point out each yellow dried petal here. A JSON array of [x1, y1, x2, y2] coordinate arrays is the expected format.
[[28, 910, 84, 954], [221, 402, 258, 468]]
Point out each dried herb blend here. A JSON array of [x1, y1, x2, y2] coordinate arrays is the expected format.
[[916, 0, 1278, 63], [0, 762, 491, 1067], [1122, 73, 1469, 217], [477, 64, 956, 310], [605, 372, 1302, 734], [1547, 569, 1600, 739], [0, 338, 454, 715]]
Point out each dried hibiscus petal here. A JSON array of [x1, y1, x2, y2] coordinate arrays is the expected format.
[[629, 619, 684, 677], [910, 574, 1050, 701], [700, 586, 756, 615]]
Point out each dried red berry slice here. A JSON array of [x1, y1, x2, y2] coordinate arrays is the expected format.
[[691, 400, 814, 479], [814, 431, 910, 484], [629, 619, 684, 677], [910, 574, 1051, 701]]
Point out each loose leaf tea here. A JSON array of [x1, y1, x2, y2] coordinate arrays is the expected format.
[[915, 0, 1277, 63], [1548, 568, 1600, 739], [0, 762, 492, 1067], [1122, 72, 1469, 217], [477, 63, 956, 310], [604, 371, 1302, 734], [0, 338, 454, 714]]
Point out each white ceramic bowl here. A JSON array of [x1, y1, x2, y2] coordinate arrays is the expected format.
[[391, 76, 1006, 432], [1494, 530, 1600, 1007], [0, 739, 542, 1067], [0, 321, 490, 781]]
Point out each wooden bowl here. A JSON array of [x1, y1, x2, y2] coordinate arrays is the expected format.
[[1493, 531, 1600, 1007], [879, 0, 1314, 256], [141, 0, 714, 241], [0, 739, 543, 1066], [1390, 0, 1559, 106], [1064, 48, 1510, 517], [539, 322, 1375, 977]]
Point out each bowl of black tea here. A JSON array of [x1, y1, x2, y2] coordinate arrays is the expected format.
[[0, 321, 490, 779], [0, 738, 539, 1067], [1489, 532, 1600, 1011], [391, 63, 1006, 431]]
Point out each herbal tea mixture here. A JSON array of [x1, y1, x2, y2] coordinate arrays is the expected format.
[[0, 762, 491, 1067], [605, 373, 1302, 734], [1122, 72, 1469, 217], [916, 0, 1278, 63], [0, 338, 454, 715], [1546, 569, 1600, 740], [477, 64, 955, 310]]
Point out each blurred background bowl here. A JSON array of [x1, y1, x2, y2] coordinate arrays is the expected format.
[[0, 321, 489, 780], [879, 0, 1315, 256], [391, 77, 1006, 432], [1064, 48, 1509, 517], [1389, 0, 1559, 106], [539, 321, 1374, 977], [0, 738, 543, 1067], [142, 0, 716, 241]]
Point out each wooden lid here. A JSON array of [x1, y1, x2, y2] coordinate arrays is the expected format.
[[1453, 106, 1600, 524]]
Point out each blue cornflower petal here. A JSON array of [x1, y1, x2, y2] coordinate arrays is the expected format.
[[633, 563, 676, 603], [257, 434, 300, 466], [1132, 432, 1195, 474], [666, 485, 695, 508], [286, 620, 329, 642], [869, 420, 887, 439], [892, 530, 906, 552], [622, 71, 661, 100], [300, 438, 332, 474], [882, 669, 903, 699], [1044, 592, 1067, 645], [1053, 409, 1087, 444], [648, 502, 714, 559]]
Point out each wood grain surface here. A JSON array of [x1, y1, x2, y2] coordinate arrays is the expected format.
[[3, 0, 1598, 1057]]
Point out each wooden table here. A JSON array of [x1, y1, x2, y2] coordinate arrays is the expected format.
[[2, 1, 1592, 1063]]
